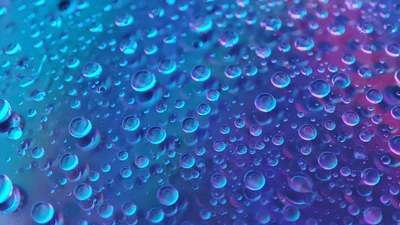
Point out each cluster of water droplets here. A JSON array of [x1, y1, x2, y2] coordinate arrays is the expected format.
[[1, 0, 400, 224]]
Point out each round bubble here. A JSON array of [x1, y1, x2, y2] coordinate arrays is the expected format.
[[308, 80, 330, 98], [318, 152, 338, 170], [200, 209, 211, 220], [255, 45, 271, 59], [342, 110, 360, 126], [260, 16, 282, 31], [287, 174, 313, 193], [282, 205, 300, 222], [256, 210, 271, 224], [235, 144, 248, 155], [197, 103, 211, 116], [32, 147, 45, 159], [121, 202, 137, 216], [120, 167, 132, 178], [306, 218, 319, 225], [243, 170, 265, 191], [130, 70, 156, 92], [179, 154, 195, 169], [298, 124, 317, 141], [158, 59, 176, 75], [191, 65, 211, 82], [119, 38, 137, 55], [68, 117, 92, 138], [135, 156, 149, 168], [30, 201, 54, 224], [0, 174, 13, 204], [361, 168, 380, 186], [147, 208, 164, 223], [254, 93, 276, 112], [122, 116, 140, 131], [386, 43, 400, 57], [328, 23, 345, 36], [115, 13, 134, 26], [359, 131, 372, 142], [250, 125, 263, 137], [271, 71, 291, 88], [182, 117, 199, 133], [345, 0, 362, 10], [8, 127, 22, 140], [272, 134, 284, 146], [189, 15, 213, 33], [218, 30, 239, 47], [358, 67, 372, 78], [225, 65, 242, 79], [294, 36, 314, 51], [342, 53, 355, 65], [0, 99, 12, 123], [67, 58, 80, 68], [363, 207, 382, 225], [175, 99, 185, 109], [389, 136, 400, 155], [210, 173, 227, 189], [348, 204, 360, 216], [73, 183, 92, 201], [331, 73, 350, 88], [213, 140, 226, 152], [366, 89, 383, 104], [82, 62, 102, 78], [59, 153, 79, 171], [244, 64, 258, 76], [157, 185, 179, 206], [206, 89, 220, 101], [146, 126, 166, 144], [391, 106, 400, 120], [98, 204, 114, 219]]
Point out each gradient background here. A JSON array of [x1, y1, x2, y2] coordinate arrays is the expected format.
[[1, 0, 400, 224]]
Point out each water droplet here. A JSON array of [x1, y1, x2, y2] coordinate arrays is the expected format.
[[121, 202, 137, 216], [271, 72, 291, 88], [59, 153, 79, 171], [225, 65, 242, 79], [157, 185, 179, 206], [122, 116, 140, 131], [282, 205, 300, 222], [0, 100, 12, 123], [218, 30, 239, 48], [254, 93, 276, 112], [30, 201, 54, 224], [73, 183, 92, 201], [342, 110, 360, 126], [97, 204, 114, 219], [130, 70, 156, 92], [182, 117, 199, 133], [31, 147, 45, 159], [0, 175, 13, 204], [146, 126, 166, 144], [309, 80, 330, 98], [363, 207, 382, 225], [260, 16, 282, 31], [210, 173, 227, 189], [191, 65, 211, 82], [243, 170, 265, 191], [318, 152, 338, 170], [298, 124, 317, 141], [361, 168, 380, 186], [294, 36, 314, 51], [388, 136, 400, 155], [82, 62, 102, 78], [68, 117, 92, 138], [366, 89, 383, 104]]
